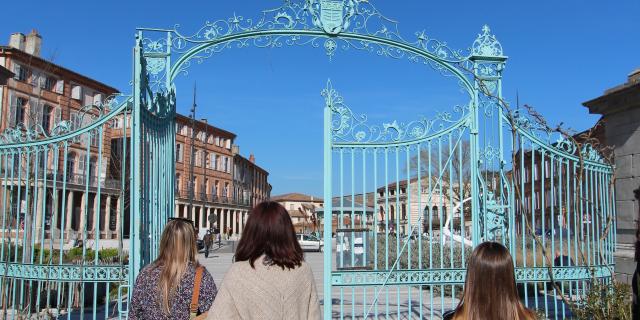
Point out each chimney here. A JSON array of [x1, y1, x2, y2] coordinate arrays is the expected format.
[[628, 68, 640, 85], [9, 33, 25, 51], [249, 154, 255, 163], [25, 29, 42, 57]]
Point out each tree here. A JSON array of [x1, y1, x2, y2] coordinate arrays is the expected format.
[[410, 140, 472, 207]]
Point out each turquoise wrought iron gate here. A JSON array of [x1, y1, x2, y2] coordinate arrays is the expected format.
[[0, 0, 616, 319], [0, 95, 131, 319]]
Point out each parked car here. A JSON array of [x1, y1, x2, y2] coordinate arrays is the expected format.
[[297, 234, 324, 252]]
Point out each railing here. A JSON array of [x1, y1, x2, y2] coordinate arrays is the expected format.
[[0, 169, 121, 189], [174, 189, 251, 207]]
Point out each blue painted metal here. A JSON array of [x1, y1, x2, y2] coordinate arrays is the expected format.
[[133, 1, 614, 318], [0, 1, 616, 319], [0, 95, 131, 318]]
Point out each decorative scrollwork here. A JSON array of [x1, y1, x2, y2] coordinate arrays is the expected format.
[[0, 94, 126, 145], [472, 25, 503, 57], [137, 1, 502, 92], [322, 80, 469, 144]]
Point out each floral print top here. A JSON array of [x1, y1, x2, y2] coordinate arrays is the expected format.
[[129, 262, 217, 319]]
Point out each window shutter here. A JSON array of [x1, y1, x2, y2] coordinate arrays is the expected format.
[[12, 64, 21, 80], [36, 101, 45, 130], [7, 92, 17, 127], [54, 107, 62, 125], [30, 71, 39, 86], [55, 80, 64, 94]]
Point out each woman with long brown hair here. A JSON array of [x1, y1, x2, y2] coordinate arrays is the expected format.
[[129, 218, 217, 319], [447, 241, 536, 320], [206, 201, 320, 320]]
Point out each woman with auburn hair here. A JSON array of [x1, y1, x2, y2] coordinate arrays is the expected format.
[[207, 201, 321, 320], [129, 218, 217, 319], [445, 241, 536, 320]]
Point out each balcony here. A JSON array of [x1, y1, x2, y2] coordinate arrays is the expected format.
[[175, 189, 251, 207], [0, 169, 121, 191]]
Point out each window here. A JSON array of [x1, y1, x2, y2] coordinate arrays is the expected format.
[[225, 139, 231, 149], [215, 136, 220, 146], [223, 182, 229, 197], [176, 143, 183, 162], [14, 64, 29, 82], [176, 173, 181, 191], [90, 130, 100, 147], [42, 105, 53, 133], [213, 154, 218, 170], [71, 85, 82, 100], [16, 97, 27, 125], [42, 76, 56, 91], [194, 150, 201, 167], [200, 151, 206, 168], [55, 79, 64, 94], [93, 93, 103, 105]]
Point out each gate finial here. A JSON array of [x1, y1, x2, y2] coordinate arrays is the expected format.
[[472, 24, 504, 57]]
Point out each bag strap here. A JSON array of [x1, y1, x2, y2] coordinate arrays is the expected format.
[[190, 266, 205, 319]]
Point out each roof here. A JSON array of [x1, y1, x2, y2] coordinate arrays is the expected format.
[[271, 193, 323, 203], [315, 196, 374, 213], [0, 65, 13, 85], [0, 46, 119, 94], [287, 210, 306, 218], [583, 70, 640, 115], [175, 113, 237, 139]]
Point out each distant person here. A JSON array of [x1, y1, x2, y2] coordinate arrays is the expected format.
[[203, 230, 213, 258], [444, 242, 536, 320], [206, 201, 320, 319], [129, 218, 217, 319]]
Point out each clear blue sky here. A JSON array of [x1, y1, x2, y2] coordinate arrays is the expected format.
[[3, 0, 638, 197]]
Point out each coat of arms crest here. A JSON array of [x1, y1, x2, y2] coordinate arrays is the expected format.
[[310, 0, 356, 35]]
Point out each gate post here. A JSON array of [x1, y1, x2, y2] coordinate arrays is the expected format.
[[469, 25, 507, 246], [130, 31, 144, 286], [322, 80, 334, 319]]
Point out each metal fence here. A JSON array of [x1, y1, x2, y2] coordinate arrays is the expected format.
[[0, 1, 616, 319], [0, 97, 131, 319]]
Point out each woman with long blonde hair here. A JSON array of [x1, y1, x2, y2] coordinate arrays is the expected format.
[[447, 241, 536, 320], [130, 218, 217, 319]]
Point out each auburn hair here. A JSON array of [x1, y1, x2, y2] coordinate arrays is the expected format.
[[235, 201, 303, 269], [453, 242, 536, 320], [152, 219, 198, 314]]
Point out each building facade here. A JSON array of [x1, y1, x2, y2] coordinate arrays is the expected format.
[[0, 31, 271, 249], [272, 193, 323, 233], [0, 31, 123, 246], [376, 178, 459, 236], [583, 68, 640, 282]]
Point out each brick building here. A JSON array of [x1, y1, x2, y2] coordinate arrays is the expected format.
[[0, 30, 123, 245], [0, 31, 271, 248]]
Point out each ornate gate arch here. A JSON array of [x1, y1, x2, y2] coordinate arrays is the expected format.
[[133, 1, 512, 318], [131, 1, 615, 319]]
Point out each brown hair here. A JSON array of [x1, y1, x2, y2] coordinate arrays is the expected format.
[[152, 219, 198, 314], [453, 242, 535, 320], [235, 201, 303, 269]]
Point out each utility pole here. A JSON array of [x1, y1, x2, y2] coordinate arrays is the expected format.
[[188, 83, 197, 217]]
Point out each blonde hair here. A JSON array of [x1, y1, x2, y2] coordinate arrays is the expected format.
[[152, 219, 198, 314]]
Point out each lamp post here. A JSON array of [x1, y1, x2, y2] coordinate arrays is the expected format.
[[188, 83, 197, 217]]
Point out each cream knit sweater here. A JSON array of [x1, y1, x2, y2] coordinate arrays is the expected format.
[[206, 255, 321, 320]]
